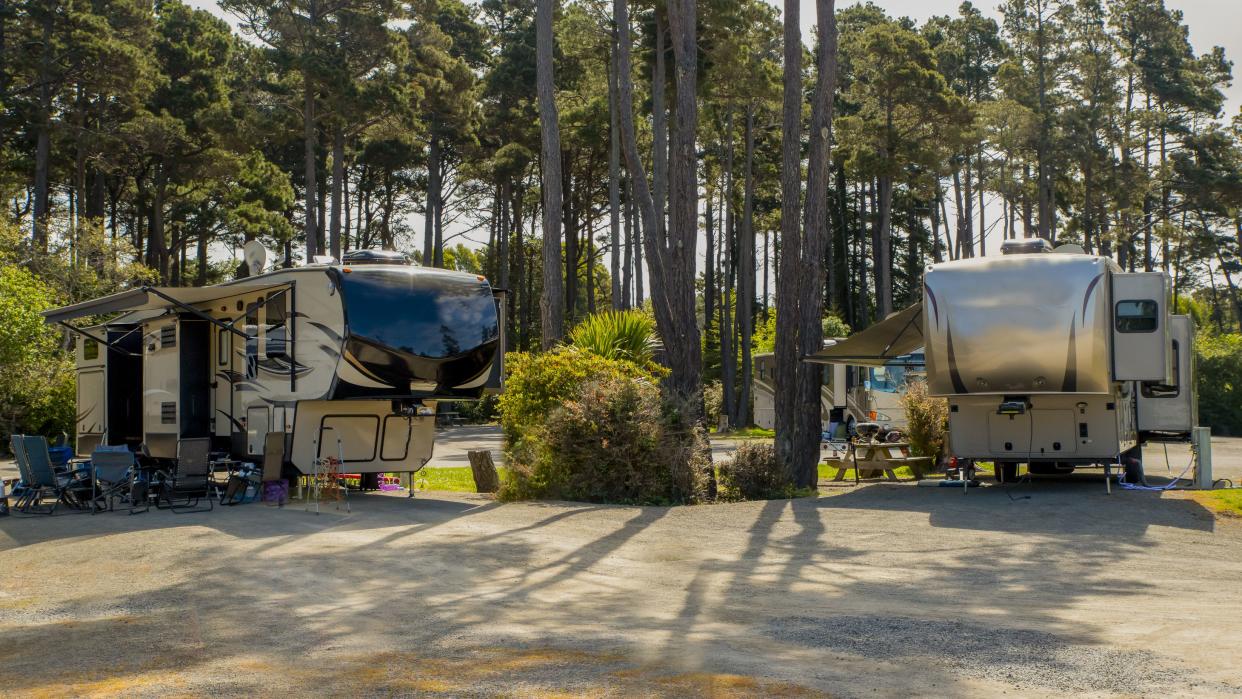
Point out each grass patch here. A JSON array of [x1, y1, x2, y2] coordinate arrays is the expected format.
[[415, 467, 508, 493], [712, 426, 775, 439], [817, 462, 923, 481], [1194, 489, 1242, 517]]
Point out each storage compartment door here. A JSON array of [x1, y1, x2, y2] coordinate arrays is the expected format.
[[988, 411, 1032, 457], [1030, 409, 1077, 456], [1111, 273, 1170, 381]]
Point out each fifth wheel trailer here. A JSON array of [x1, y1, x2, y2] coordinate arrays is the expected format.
[[45, 251, 504, 475], [807, 239, 1197, 483]]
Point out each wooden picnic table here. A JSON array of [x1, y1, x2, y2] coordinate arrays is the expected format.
[[830, 440, 935, 485]]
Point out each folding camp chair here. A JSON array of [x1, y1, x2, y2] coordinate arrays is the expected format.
[[89, 445, 137, 514], [157, 438, 214, 513], [8, 435, 37, 512], [20, 435, 91, 514]]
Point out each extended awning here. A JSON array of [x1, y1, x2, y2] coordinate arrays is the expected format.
[[42, 283, 286, 326], [804, 302, 924, 366]]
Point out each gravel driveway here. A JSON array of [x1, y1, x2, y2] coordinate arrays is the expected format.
[[1, 472, 1240, 697]]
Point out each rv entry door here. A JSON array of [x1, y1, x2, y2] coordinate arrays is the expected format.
[[1111, 272, 1171, 382]]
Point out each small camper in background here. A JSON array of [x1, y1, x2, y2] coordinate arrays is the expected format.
[[752, 350, 924, 438], [47, 245, 504, 478]]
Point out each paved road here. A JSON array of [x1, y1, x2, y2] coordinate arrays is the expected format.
[[1, 472, 1239, 696]]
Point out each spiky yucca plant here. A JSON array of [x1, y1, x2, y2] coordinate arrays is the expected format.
[[567, 310, 662, 369]]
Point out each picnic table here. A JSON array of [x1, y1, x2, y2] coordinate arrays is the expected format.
[[830, 439, 935, 485]]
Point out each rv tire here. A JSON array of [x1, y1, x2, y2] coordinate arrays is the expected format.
[[995, 461, 1018, 484]]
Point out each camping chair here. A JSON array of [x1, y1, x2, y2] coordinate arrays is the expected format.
[[157, 438, 214, 513], [20, 435, 92, 514], [89, 445, 137, 514]]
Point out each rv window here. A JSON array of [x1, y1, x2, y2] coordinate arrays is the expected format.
[[83, 339, 99, 360], [1115, 300, 1158, 333], [1141, 340, 1179, 398]]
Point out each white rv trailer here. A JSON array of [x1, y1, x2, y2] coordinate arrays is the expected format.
[[808, 239, 1196, 482], [752, 351, 924, 434], [45, 251, 504, 476]]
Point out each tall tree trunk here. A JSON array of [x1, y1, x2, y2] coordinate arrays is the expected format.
[[774, 0, 804, 478], [623, 177, 633, 309], [302, 2, 319, 262], [977, 146, 986, 256], [614, 0, 656, 313], [722, 115, 737, 426], [876, 174, 893, 317], [330, 123, 344, 260], [537, 0, 565, 348], [710, 183, 720, 342], [609, 35, 623, 310], [662, 0, 703, 407], [31, 7, 53, 250], [790, 0, 837, 488], [651, 13, 668, 246], [738, 105, 756, 427], [433, 159, 444, 267], [423, 132, 440, 263]]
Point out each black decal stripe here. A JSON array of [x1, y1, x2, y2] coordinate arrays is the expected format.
[[1081, 273, 1103, 324], [924, 283, 940, 327], [215, 409, 244, 433], [946, 319, 968, 394], [1062, 313, 1078, 392]]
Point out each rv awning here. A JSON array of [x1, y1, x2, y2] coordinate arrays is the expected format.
[[804, 302, 924, 366], [42, 283, 286, 325]]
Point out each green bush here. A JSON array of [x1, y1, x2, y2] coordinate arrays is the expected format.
[[718, 441, 797, 501], [703, 380, 724, 428], [568, 309, 662, 371], [899, 379, 949, 467], [1197, 332, 1242, 436], [498, 347, 659, 442], [0, 264, 76, 447], [452, 395, 500, 424], [500, 375, 708, 505]]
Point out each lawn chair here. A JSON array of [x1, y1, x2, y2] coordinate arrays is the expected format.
[[157, 438, 214, 513], [20, 435, 92, 514], [89, 445, 137, 514], [8, 435, 37, 512]]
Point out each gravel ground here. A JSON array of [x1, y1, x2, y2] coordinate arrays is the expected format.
[[2, 470, 1241, 698]]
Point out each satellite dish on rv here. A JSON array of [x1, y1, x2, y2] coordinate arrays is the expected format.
[[243, 240, 269, 276]]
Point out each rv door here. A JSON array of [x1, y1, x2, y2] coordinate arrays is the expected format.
[[1111, 272, 1171, 382]]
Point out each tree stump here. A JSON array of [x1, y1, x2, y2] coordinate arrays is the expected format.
[[467, 450, 500, 493]]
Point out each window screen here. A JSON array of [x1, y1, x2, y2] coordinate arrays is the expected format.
[[83, 339, 99, 360], [1115, 300, 1158, 333]]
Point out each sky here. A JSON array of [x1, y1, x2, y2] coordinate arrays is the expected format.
[[192, 0, 1242, 282]]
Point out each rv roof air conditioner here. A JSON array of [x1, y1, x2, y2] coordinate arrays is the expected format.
[[341, 249, 412, 265], [1000, 238, 1054, 255]]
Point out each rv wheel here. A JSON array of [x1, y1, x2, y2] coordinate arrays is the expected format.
[[995, 462, 1018, 484]]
